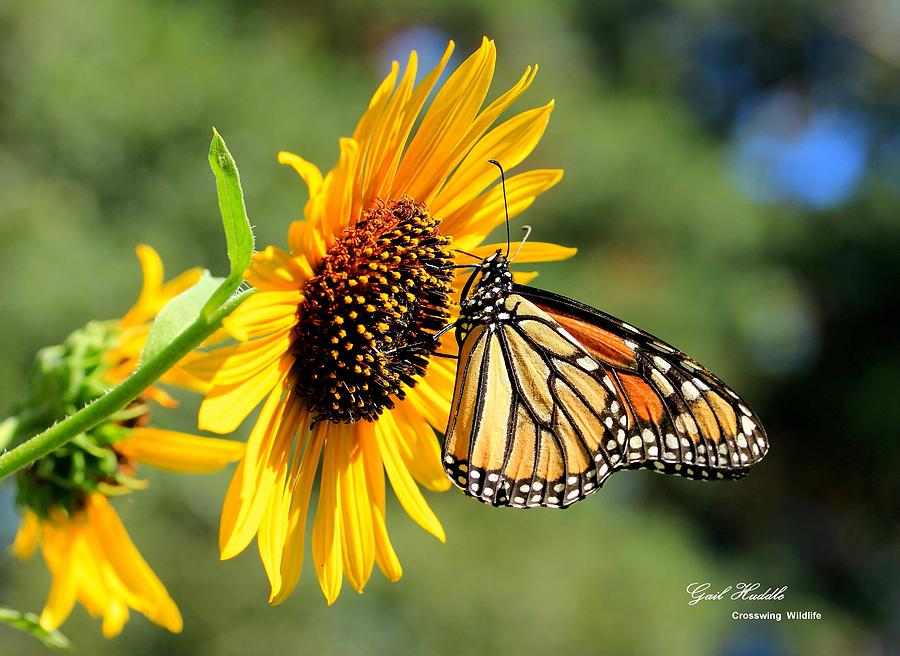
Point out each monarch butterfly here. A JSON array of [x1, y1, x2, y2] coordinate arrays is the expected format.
[[441, 161, 769, 508]]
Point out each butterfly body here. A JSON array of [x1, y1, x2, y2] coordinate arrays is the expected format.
[[455, 250, 515, 345], [443, 251, 769, 509]]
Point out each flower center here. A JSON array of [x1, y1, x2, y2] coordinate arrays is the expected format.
[[291, 197, 454, 423]]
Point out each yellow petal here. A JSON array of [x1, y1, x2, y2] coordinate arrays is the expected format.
[[158, 359, 211, 394], [288, 219, 328, 264], [390, 402, 451, 492], [439, 168, 564, 237], [269, 419, 324, 604], [257, 446, 291, 595], [219, 460, 249, 556], [119, 245, 202, 328], [426, 65, 540, 218], [377, 41, 455, 203], [357, 422, 402, 581], [353, 59, 403, 214], [101, 600, 129, 638], [221, 290, 301, 341], [471, 241, 577, 263], [197, 356, 289, 434], [356, 52, 430, 216], [277, 151, 323, 199], [76, 524, 132, 636], [404, 355, 456, 432], [87, 495, 183, 633], [68, 530, 111, 619], [395, 38, 496, 201], [444, 64, 538, 169], [186, 331, 292, 387], [119, 244, 163, 328], [219, 383, 298, 559], [429, 101, 555, 218], [256, 401, 312, 597], [117, 428, 244, 473], [513, 270, 539, 285], [141, 385, 179, 408], [11, 511, 40, 560], [352, 60, 400, 156], [245, 246, 312, 291], [338, 424, 375, 593], [320, 137, 360, 242], [375, 412, 445, 542], [38, 524, 78, 632], [312, 428, 343, 604]]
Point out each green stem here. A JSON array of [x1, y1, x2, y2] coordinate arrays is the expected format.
[[0, 291, 251, 481]]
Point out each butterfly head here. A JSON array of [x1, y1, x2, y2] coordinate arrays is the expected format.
[[478, 249, 514, 291]]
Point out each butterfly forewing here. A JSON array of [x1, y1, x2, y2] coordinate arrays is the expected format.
[[443, 254, 769, 509], [444, 292, 629, 507]]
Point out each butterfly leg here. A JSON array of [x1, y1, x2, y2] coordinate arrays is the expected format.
[[380, 320, 459, 359]]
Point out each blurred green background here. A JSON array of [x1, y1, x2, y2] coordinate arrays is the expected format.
[[1, 1, 898, 654]]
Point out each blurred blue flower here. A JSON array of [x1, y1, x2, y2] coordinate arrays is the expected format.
[[379, 25, 455, 79], [729, 90, 870, 209]]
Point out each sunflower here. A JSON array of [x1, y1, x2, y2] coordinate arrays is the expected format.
[[187, 37, 574, 604], [10, 246, 244, 637]]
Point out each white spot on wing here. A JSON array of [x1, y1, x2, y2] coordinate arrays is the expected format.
[[577, 356, 599, 371], [681, 380, 701, 402], [741, 415, 757, 434]]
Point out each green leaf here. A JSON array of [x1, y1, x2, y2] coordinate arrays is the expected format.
[[141, 272, 224, 363], [205, 127, 254, 315], [0, 607, 73, 650]]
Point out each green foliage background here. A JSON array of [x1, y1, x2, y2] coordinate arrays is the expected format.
[[1, 1, 897, 654]]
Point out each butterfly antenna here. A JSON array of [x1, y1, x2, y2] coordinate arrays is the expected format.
[[454, 248, 483, 261], [511, 225, 533, 261], [488, 159, 511, 257]]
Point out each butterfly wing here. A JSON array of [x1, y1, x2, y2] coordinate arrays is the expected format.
[[521, 285, 769, 477], [442, 285, 769, 509], [444, 291, 637, 508]]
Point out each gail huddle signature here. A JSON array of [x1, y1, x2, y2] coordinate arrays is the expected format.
[[686, 582, 788, 606]]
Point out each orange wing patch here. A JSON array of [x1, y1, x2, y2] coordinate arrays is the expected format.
[[615, 372, 665, 428], [546, 309, 636, 369]]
